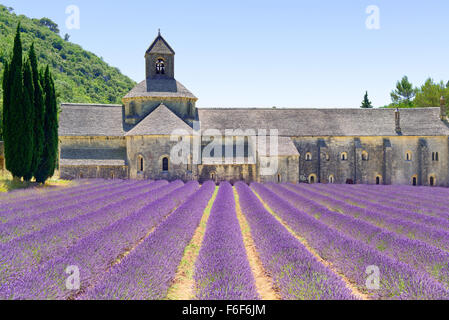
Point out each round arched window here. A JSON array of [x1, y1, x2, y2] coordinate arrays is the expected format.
[[156, 59, 165, 75]]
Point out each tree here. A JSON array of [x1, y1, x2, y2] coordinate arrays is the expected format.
[[414, 78, 449, 108], [39, 18, 59, 34], [3, 24, 33, 179], [2, 60, 9, 142], [390, 76, 416, 106], [35, 66, 58, 184], [28, 43, 45, 181], [360, 91, 373, 108], [22, 59, 35, 181]]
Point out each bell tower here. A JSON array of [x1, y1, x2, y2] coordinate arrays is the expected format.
[[145, 30, 175, 84]]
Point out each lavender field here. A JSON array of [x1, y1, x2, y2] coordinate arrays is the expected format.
[[0, 179, 449, 300]]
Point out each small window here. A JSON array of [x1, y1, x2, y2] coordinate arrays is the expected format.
[[341, 152, 348, 161], [138, 156, 144, 172], [156, 58, 165, 75], [328, 175, 335, 184], [429, 175, 436, 186], [406, 151, 412, 161], [362, 151, 369, 161], [305, 153, 312, 161], [412, 176, 417, 186], [162, 157, 169, 172], [277, 174, 282, 183], [432, 152, 439, 162]]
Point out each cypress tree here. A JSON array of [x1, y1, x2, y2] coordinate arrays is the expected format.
[[2, 60, 9, 143], [4, 24, 27, 179], [28, 43, 45, 180], [360, 91, 373, 109], [22, 59, 35, 181], [35, 66, 58, 184]]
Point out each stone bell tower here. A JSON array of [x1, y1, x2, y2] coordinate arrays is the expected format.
[[123, 30, 198, 126], [145, 30, 175, 87]]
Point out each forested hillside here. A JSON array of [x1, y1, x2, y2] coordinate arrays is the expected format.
[[0, 5, 136, 108]]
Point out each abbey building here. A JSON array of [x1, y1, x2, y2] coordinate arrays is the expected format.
[[57, 32, 449, 186]]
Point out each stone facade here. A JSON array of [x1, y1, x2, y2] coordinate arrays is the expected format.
[[56, 32, 449, 186]]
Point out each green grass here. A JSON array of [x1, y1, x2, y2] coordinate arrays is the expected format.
[[0, 171, 72, 193]]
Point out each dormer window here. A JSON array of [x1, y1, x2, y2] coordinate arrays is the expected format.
[[156, 59, 165, 75]]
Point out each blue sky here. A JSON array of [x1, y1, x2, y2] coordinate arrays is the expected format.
[[2, 0, 449, 108]]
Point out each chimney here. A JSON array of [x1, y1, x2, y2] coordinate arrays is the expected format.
[[440, 96, 447, 120], [395, 108, 401, 133]]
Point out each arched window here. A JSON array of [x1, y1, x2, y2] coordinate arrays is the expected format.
[[162, 157, 169, 172], [156, 58, 165, 74], [412, 176, 417, 186], [308, 174, 316, 184], [138, 156, 144, 172], [341, 152, 348, 161], [328, 175, 335, 184], [305, 153, 312, 161], [362, 151, 369, 161], [375, 175, 382, 185], [429, 175, 436, 186], [406, 151, 412, 161]]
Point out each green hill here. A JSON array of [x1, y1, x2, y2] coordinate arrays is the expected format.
[[0, 5, 136, 108]]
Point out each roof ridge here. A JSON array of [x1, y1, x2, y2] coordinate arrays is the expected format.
[[60, 103, 123, 108], [197, 107, 441, 111]]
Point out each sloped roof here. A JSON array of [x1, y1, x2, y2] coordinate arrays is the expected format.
[[60, 159, 126, 166], [146, 33, 175, 55], [123, 80, 197, 100], [61, 148, 126, 161], [59, 103, 126, 136], [197, 107, 449, 137], [126, 104, 193, 136]]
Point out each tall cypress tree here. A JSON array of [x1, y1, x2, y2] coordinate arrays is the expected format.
[[28, 43, 45, 180], [2, 60, 10, 143], [35, 66, 58, 184], [4, 24, 28, 179], [22, 59, 35, 181]]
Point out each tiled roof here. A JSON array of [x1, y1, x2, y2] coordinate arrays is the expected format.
[[125, 103, 193, 136], [60, 159, 126, 166], [146, 34, 175, 55], [197, 107, 449, 137], [59, 103, 126, 136], [123, 80, 197, 100]]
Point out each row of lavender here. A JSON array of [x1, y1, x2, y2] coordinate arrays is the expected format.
[[315, 183, 449, 220], [266, 183, 449, 290], [6, 182, 203, 299], [0, 180, 185, 297], [291, 183, 449, 251], [251, 183, 449, 299]]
